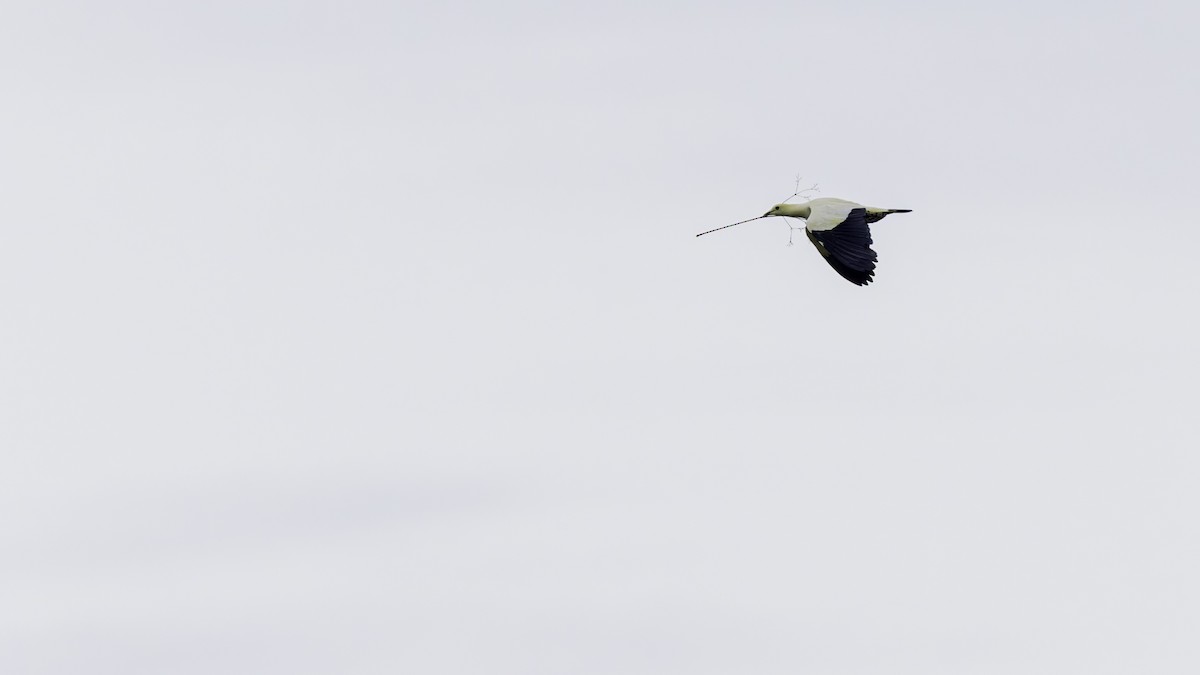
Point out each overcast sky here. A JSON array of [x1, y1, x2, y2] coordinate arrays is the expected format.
[[2, 1, 1199, 673]]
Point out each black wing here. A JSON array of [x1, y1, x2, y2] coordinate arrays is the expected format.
[[805, 208, 878, 286]]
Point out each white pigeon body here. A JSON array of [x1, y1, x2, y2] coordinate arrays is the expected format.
[[764, 197, 912, 285]]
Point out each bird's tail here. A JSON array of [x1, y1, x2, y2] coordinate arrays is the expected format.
[[864, 207, 912, 224]]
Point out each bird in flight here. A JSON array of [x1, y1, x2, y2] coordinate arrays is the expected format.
[[697, 197, 912, 286]]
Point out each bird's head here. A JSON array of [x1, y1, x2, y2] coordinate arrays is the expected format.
[[763, 203, 809, 218]]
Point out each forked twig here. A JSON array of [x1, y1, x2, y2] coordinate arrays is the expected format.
[[786, 221, 803, 246], [780, 174, 820, 204], [780, 174, 819, 245], [695, 174, 821, 245]]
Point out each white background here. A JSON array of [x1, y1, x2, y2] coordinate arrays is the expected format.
[[2, 1, 1198, 673]]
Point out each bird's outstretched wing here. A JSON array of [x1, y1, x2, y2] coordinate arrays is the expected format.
[[805, 208, 877, 286]]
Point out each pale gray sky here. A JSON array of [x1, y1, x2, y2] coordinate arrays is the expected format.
[[2, 1, 1199, 673]]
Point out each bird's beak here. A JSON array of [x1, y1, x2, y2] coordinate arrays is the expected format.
[[762, 212, 773, 217]]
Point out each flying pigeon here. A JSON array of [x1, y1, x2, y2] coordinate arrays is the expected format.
[[697, 197, 912, 286]]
